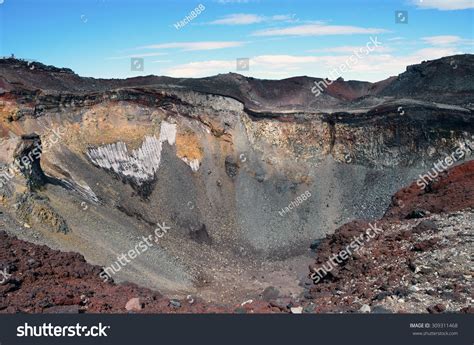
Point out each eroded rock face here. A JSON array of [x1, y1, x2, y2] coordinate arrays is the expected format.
[[0, 134, 70, 233], [14, 192, 69, 234], [0, 55, 472, 301], [305, 161, 474, 314], [1, 161, 471, 313], [86, 121, 177, 198], [12, 134, 46, 191], [0, 230, 253, 314]]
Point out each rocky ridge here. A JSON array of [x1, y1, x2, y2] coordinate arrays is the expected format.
[[0, 55, 473, 309]]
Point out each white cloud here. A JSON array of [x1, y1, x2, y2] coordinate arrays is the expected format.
[[209, 14, 264, 25], [414, 47, 459, 56], [208, 13, 297, 25], [106, 52, 167, 60], [253, 55, 319, 66], [309, 45, 392, 53], [165, 60, 235, 77], [387, 36, 405, 41], [135, 41, 245, 51], [271, 15, 296, 21], [422, 35, 463, 45], [412, 0, 474, 10], [252, 24, 388, 37], [162, 47, 460, 81], [163, 56, 320, 78]]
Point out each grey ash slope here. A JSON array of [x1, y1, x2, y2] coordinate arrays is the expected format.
[[0, 54, 472, 303]]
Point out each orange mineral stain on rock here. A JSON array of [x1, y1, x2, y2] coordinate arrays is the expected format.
[[175, 130, 203, 163]]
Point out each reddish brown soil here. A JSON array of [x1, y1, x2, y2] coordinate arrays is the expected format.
[[306, 161, 474, 313], [384, 160, 474, 219], [1, 161, 472, 314], [0, 231, 280, 314]]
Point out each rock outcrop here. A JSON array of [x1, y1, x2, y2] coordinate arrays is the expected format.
[[306, 161, 473, 313], [0, 55, 472, 308], [12, 134, 46, 191], [1, 161, 471, 313]]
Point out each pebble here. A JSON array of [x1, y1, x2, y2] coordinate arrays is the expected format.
[[125, 297, 142, 312], [303, 304, 316, 313], [290, 306, 303, 314], [241, 299, 253, 306], [169, 299, 181, 308]]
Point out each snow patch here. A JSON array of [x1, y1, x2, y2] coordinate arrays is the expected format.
[[86, 121, 179, 185], [180, 157, 200, 172]]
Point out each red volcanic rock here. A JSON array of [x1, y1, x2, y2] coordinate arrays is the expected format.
[[305, 161, 473, 313], [0, 232, 228, 313], [2, 160, 472, 314], [125, 297, 143, 312], [412, 238, 439, 252], [427, 303, 446, 314], [0, 231, 280, 314], [384, 160, 474, 220]]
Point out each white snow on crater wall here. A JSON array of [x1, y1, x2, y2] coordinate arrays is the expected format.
[[87, 121, 177, 185], [159, 121, 177, 146], [158, 121, 200, 171], [180, 157, 200, 172]]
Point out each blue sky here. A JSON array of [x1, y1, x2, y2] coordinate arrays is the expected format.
[[0, 0, 473, 81]]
